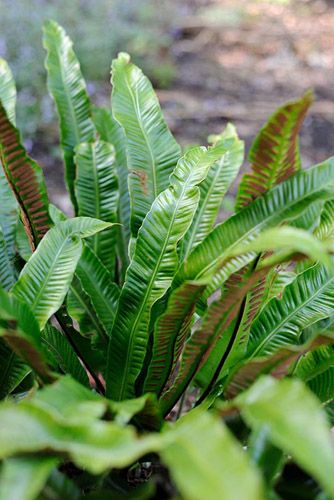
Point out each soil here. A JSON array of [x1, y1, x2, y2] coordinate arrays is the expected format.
[[31, 0, 334, 210]]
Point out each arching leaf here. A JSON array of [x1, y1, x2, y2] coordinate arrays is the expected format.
[[49, 205, 119, 341], [236, 92, 313, 210], [111, 52, 181, 235], [12, 218, 113, 329], [43, 20, 95, 210], [74, 140, 119, 276], [106, 144, 227, 401]]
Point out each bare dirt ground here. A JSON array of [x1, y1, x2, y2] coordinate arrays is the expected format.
[[33, 0, 334, 208]]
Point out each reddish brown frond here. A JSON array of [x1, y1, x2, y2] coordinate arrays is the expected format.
[[225, 335, 331, 399], [236, 91, 313, 210], [0, 101, 51, 248]]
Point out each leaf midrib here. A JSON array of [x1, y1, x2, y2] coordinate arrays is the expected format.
[[122, 69, 158, 199], [249, 272, 334, 359]]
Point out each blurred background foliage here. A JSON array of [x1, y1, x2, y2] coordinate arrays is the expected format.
[[0, 0, 177, 135]]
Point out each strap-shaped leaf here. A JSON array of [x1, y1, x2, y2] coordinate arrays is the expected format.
[[43, 20, 95, 210], [175, 158, 334, 298], [106, 144, 227, 401], [42, 324, 89, 387], [0, 58, 16, 124], [235, 376, 334, 498], [0, 339, 30, 400], [12, 218, 112, 329], [143, 280, 207, 396], [49, 205, 119, 341], [0, 102, 51, 248], [93, 106, 131, 274], [75, 140, 119, 276], [181, 125, 244, 259], [236, 91, 313, 210], [0, 59, 18, 262], [247, 261, 334, 361], [111, 52, 181, 235]]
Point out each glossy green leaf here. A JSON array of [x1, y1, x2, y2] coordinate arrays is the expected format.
[[111, 52, 181, 235], [0, 456, 58, 500], [75, 140, 119, 276], [106, 144, 228, 400], [236, 92, 313, 210], [235, 376, 334, 498], [43, 20, 95, 210], [49, 205, 119, 339], [12, 218, 112, 329], [181, 124, 244, 259]]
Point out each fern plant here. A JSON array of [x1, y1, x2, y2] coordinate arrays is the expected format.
[[1, 20, 334, 500]]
